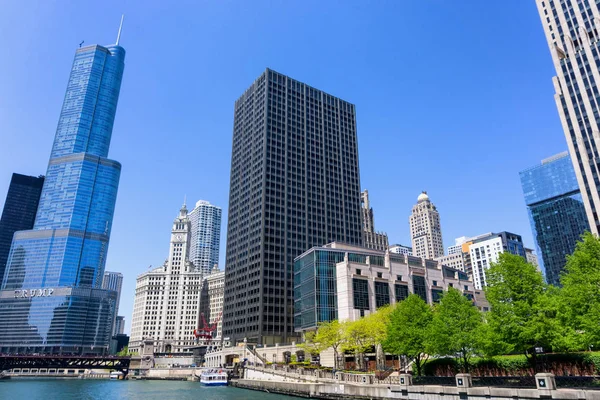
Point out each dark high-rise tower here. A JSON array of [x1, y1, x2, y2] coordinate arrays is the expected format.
[[0, 174, 44, 282], [223, 69, 363, 344], [0, 23, 126, 354]]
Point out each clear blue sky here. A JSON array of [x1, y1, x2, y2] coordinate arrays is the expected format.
[[0, 1, 566, 332]]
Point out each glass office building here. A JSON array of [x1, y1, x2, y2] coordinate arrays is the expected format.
[[520, 152, 589, 285], [0, 41, 126, 354], [0, 174, 45, 283], [223, 69, 363, 344], [188, 200, 222, 275]]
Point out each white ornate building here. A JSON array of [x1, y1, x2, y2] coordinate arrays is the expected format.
[[409, 192, 444, 259], [129, 203, 204, 354]]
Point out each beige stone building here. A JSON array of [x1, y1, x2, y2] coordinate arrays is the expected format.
[[409, 192, 444, 259]]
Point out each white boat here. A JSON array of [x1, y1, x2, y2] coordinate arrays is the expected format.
[[110, 371, 123, 380], [199, 369, 228, 386]]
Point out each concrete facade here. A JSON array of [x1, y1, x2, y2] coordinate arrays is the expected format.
[[200, 269, 225, 339], [361, 190, 389, 252], [129, 203, 203, 354], [409, 192, 444, 259], [535, 0, 600, 235], [389, 244, 413, 256]]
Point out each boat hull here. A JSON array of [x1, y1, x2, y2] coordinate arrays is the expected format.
[[200, 381, 228, 386]]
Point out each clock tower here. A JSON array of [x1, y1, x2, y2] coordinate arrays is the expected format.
[[166, 201, 194, 274]]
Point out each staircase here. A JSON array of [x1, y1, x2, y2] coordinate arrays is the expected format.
[[247, 346, 269, 365]]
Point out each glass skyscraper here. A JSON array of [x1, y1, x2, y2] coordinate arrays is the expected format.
[[535, 1, 600, 234], [188, 200, 222, 275], [520, 152, 589, 285], [0, 38, 126, 355], [0, 174, 45, 283], [223, 69, 363, 345]]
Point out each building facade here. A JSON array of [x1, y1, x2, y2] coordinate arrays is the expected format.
[[223, 69, 363, 344], [129, 204, 203, 354], [294, 242, 487, 331], [389, 244, 413, 256], [0, 174, 44, 283], [102, 271, 123, 335], [115, 315, 125, 335], [525, 248, 541, 272], [465, 232, 526, 290], [200, 269, 225, 340], [535, 1, 600, 234], [0, 38, 126, 355], [409, 192, 444, 259], [519, 152, 589, 285], [361, 190, 388, 251], [435, 253, 466, 272], [188, 200, 222, 275]]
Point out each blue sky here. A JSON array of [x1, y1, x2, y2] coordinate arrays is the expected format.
[[0, 1, 566, 332]]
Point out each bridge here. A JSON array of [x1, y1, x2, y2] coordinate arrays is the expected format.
[[0, 355, 131, 376]]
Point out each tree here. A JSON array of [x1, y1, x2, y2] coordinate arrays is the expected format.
[[117, 346, 128, 356], [342, 307, 391, 371], [315, 320, 346, 370], [485, 252, 559, 363], [559, 232, 600, 350], [382, 294, 432, 376], [429, 288, 483, 372]]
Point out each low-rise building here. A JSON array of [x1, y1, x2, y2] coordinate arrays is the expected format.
[[389, 244, 413, 256], [294, 242, 487, 332], [435, 253, 466, 272], [200, 269, 225, 339]]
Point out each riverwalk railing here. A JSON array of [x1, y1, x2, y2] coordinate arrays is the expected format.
[[244, 365, 600, 391]]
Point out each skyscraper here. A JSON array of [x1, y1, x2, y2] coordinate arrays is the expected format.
[[520, 152, 589, 285], [223, 68, 363, 344], [130, 203, 204, 354], [102, 271, 124, 335], [535, 1, 600, 234], [0, 174, 44, 282], [361, 190, 388, 251], [409, 192, 444, 259], [0, 27, 126, 355], [188, 200, 222, 275]]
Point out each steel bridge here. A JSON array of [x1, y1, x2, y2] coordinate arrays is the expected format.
[[0, 355, 131, 376]]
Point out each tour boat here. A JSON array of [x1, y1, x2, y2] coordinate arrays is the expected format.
[[110, 371, 123, 380], [199, 369, 228, 386]]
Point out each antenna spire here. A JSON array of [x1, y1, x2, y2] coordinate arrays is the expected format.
[[116, 14, 124, 45]]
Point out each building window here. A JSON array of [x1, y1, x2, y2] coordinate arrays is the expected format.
[[412, 275, 428, 303], [396, 275, 402, 281], [395, 284, 409, 302], [431, 289, 443, 303], [352, 278, 369, 310], [356, 269, 361, 275], [375, 281, 390, 308], [432, 280, 438, 287], [377, 272, 383, 279]]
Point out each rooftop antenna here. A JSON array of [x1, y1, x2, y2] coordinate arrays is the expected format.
[[79, 40, 84, 48], [116, 14, 124, 45], [183, 194, 187, 207]]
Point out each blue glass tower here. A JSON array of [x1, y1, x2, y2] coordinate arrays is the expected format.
[[0, 32, 126, 354], [520, 152, 590, 286]]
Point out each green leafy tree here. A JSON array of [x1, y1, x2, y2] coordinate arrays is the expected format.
[[382, 294, 432, 375], [342, 308, 391, 371], [485, 252, 559, 362], [429, 288, 483, 372], [316, 320, 347, 370], [559, 232, 600, 350], [117, 346, 128, 356]]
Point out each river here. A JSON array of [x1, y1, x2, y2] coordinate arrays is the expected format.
[[0, 379, 297, 400]]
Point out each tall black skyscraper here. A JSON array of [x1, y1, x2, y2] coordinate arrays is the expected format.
[[223, 69, 363, 344], [0, 173, 44, 282]]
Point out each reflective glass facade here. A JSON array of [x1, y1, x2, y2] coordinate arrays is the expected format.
[[188, 200, 222, 275], [520, 153, 590, 285], [0, 174, 44, 282], [0, 43, 125, 354]]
